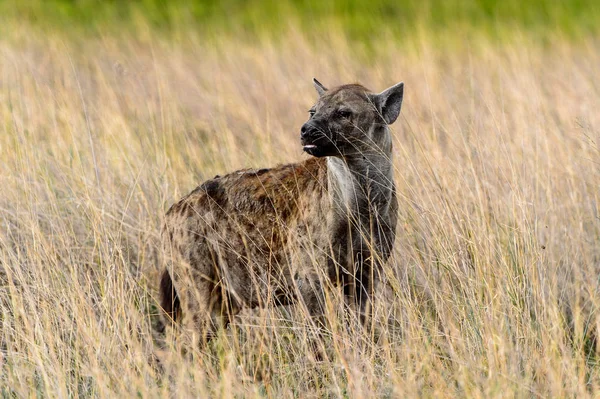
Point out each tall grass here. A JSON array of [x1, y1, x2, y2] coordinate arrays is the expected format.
[[1, 23, 600, 397]]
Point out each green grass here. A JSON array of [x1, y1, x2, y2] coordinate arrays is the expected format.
[[2, 0, 600, 43]]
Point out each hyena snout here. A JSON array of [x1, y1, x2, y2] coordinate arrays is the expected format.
[[300, 121, 322, 141], [301, 120, 336, 157]]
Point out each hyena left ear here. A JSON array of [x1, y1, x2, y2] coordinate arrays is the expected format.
[[372, 82, 404, 124], [313, 78, 328, 97]]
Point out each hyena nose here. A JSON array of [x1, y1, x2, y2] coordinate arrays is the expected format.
[[300, 124, 310, 139]]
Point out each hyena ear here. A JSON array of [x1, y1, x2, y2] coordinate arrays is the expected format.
[[313, 78, 328, 97], [372, 82, 404, 124]]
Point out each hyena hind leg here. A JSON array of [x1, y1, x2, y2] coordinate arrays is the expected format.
[[180, 280, 240, 348]]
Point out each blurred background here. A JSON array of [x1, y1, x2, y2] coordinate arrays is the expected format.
[[2, 0, 599, 43]]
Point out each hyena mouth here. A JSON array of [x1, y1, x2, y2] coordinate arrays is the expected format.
[[302, 144, 319, 156], [301, 135, 330, 150], [301, 138, 324, 153], [302, 141, 335, 157]]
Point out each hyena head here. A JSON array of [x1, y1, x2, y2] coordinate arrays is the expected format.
[[300, 79, 404, 158]]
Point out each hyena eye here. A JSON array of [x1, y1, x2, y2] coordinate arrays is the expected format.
[[308, 110, 316, 118], [337, 109, 352, 119]]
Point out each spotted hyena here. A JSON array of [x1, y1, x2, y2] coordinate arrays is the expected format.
[[160, 78, 404, 343]]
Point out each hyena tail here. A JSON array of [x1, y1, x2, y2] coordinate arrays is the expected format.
[[160, 269, 180, 322]]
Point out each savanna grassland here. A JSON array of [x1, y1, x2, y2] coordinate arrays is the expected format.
[[1, 1, 600, 397]]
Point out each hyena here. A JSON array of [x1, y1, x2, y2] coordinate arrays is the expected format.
[[160, 79, 404, 343]]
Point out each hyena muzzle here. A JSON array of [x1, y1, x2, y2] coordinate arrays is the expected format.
[[160, 78, 404, 343]]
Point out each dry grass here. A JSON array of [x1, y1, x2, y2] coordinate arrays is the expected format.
[[1, 27, 599, 397]]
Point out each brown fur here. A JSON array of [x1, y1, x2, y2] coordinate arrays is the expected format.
[[160, 80, 404, 343]]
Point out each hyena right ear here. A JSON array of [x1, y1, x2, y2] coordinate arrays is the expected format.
[[313, 78, 328, 97], [372, 82, 404, 125]]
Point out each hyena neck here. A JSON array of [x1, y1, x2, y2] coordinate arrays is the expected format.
[[326, 128, 395, 218]]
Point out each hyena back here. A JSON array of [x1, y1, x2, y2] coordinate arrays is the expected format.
[[160, 79, 404, 342]]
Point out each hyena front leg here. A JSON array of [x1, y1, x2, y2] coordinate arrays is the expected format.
[[351, 214, 395, 326], [354, 251, 377, 324]]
